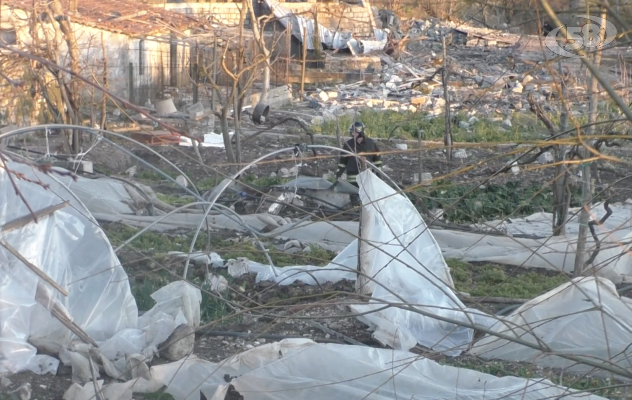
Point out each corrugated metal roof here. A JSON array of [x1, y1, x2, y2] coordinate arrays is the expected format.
[[2, 0, 204, 36]]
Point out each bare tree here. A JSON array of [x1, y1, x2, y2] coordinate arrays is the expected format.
[[197, 0, 277, 168]]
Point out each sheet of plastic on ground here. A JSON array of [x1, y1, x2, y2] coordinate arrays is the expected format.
[[470, 276, 632, 374], [148, 338, 607, 400], [349, 171, 494, 355], [0, 161, 138, 374], [435, 201, 632, 283]]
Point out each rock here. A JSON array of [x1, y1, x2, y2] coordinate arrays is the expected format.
[[453, 149, 468, 159], [411, 96, 429, 106], [112, 109, 121, 117], [512, 82, 523, 94], [159, 324, 195, 362], [501, 118, 512, 129], [458, 121, 470, 129], [509, 101, 522, 110], [538, 151, 555, 164], [522, 74, 533, 84], [226, 258, 249, 278], [468, 116, 480, 125], [511, 162, 520, 175], [175, 175, 188, 188], [434, 98, 446, 108], [318, 91, 329, 102], [395, 143, 408, 150], [421, 172, 433, 186]]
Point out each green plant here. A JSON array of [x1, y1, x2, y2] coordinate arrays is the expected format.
[[447, 259, 568, 298], [415, 180, 594, 224]]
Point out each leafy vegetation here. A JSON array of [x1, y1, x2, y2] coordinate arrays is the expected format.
[[311, 109, 546, 142], [415, 180, 596, 223], [447, 259, 568, 298]]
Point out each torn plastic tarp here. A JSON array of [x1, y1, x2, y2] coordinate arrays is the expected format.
[[170, 238, 359, 285], [0, 160, 137, 375], [263, 0, 388, 53], [176, 171, 495, 355], [0, 159, 201, 378], [347, 171, 494, 355], [434, 200, 632, 284], [470, 276, 632, 375], [143, 338, 608, 400]]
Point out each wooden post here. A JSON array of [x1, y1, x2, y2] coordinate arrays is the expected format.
[[300, 26, 308, 98], [128, 62, 134, 103], [286, 20, 292, 86], [192, 43, 199, 104], [442, 35, 453, 161], [417, 129, 423, 184], [313, 6, 322, 60], [211, 37, 217, 111]]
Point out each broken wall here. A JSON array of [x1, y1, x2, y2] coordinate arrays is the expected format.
[[161, 1, 376, 37]]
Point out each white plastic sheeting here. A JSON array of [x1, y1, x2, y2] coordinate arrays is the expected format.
[[435, 202, 632, 284], [348, 171, 494, 355], [0, 160, 202, 378], [170, 240, 359, 285], [470, 276, 632, 375], [145, 338, 608, 400], [0, 160, 137, 374], [171, 171, 496, 355]]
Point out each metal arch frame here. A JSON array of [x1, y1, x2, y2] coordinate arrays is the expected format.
[[0, 124, 275, 277]]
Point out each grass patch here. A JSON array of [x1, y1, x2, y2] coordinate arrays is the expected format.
[[447, 259, 568, 299], [311, 109, 545, 142]]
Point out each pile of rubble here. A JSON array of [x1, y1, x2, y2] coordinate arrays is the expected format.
[[305, 23, 602, 130]]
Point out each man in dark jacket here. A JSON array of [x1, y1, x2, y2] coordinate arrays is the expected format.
[[334, 121, 383, 188]]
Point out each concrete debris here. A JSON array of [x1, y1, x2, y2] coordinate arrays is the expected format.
[[159, 324, 196, 362], [538, 151, 555, 164]]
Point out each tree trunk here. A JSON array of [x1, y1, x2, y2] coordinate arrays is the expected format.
[[49, 0, 82, 154], [220, 108, 236, 167], [573, 7, 606, 276]]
